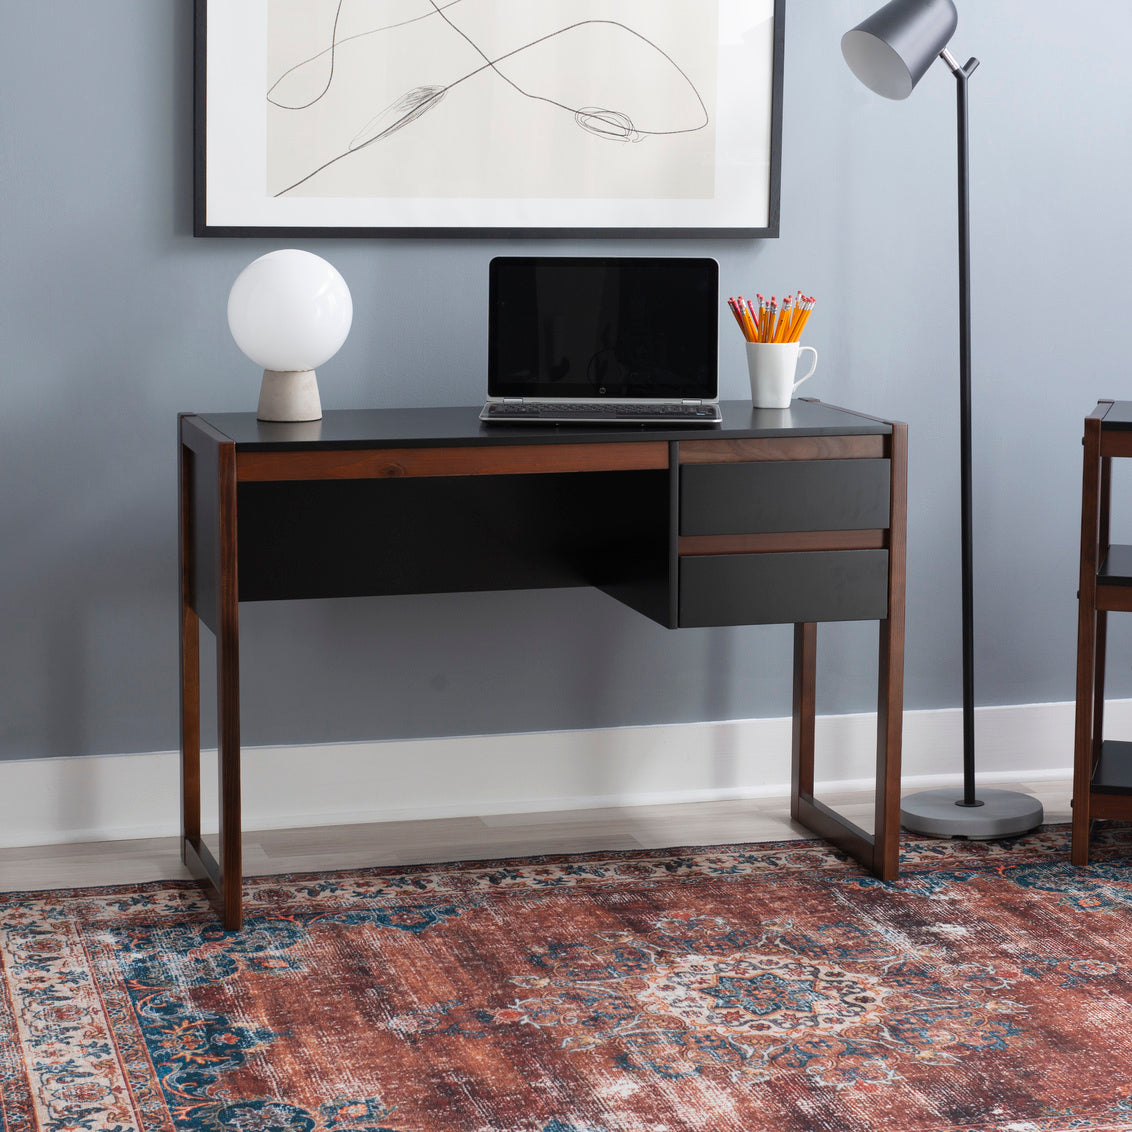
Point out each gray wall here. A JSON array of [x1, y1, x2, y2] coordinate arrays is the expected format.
[[3, 2, 1130, 762]]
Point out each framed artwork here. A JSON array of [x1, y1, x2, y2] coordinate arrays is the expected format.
[[193, 0, 784, 238]]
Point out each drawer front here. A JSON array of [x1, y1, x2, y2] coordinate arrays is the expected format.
[[679, 550, 890, 627], [680, 459, 890, 536]]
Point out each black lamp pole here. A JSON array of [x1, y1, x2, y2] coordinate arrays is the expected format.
[[951, 49, 980, 808], [842, 0, 1043, 838]]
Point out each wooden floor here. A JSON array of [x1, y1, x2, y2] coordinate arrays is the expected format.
[[0, 778, 1073, 894]]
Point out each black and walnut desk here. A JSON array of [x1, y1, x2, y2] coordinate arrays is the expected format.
[[179, 399, 907, 929], [1073, 400, 1132, 863]]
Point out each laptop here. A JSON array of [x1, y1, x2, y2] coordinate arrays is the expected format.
[[480, 256, 722, 424]]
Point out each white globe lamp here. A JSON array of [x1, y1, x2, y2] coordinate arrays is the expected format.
[[227, 249, 353, 422]]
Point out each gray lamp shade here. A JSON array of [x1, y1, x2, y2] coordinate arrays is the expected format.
[[842, 0, 958, 99]]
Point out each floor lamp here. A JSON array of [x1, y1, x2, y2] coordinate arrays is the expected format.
[[842, 0, 1043, 838]]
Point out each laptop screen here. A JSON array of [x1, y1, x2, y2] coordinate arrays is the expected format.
[[488, 257, 719, 401]]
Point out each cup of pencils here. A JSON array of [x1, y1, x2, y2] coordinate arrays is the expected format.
[[728, 292, 818, 409]]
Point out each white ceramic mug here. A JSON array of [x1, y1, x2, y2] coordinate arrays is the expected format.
[[746, 341, 818, 409]]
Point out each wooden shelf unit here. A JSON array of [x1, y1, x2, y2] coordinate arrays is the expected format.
[[1072, 401, 1132, 862]]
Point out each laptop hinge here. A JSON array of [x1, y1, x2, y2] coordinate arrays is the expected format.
[[681, 399, 704, 406], [502, 397, 523, 404]]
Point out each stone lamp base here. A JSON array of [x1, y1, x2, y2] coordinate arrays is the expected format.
[[257, 369, 322, 422]]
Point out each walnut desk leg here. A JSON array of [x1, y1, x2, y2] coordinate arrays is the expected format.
[[790, 421, 906, 881], [872, 416, 908, 877], [179, 415, 244, 930], [790, 620, 817, 823]]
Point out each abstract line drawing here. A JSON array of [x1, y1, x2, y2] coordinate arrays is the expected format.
[[265, 0, 717, 201]]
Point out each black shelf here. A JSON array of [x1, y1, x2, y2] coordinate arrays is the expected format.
[[1093, 740, 1132, 795], [1096, 542, 1132, 797]]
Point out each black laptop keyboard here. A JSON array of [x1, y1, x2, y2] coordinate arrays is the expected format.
[[484, 402, 721, 422]]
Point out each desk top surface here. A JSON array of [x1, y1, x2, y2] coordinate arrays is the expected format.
[[193, 399, 892, 452], [1098, 401, 1132, 430]]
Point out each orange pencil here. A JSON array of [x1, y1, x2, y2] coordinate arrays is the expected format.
[[738, 297, 758, 341], [744, 297, 760, 341], [789, 296, 815, 342], [775, 294, 794, 342], [728, 298, 751, 340], [786, 291, 805, 340], [732, 296, 747, 336], [777, 296, 792, 342]]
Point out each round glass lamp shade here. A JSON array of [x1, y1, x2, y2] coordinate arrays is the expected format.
[[227, 249, 353, 421], [842, 0, 957, 100]]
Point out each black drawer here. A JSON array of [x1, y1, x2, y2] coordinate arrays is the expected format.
[[680, 459, 890, 536], [679, 550, 890, 627]]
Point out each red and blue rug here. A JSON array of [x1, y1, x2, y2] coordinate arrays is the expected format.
[[3, 825, 1132, 1131]]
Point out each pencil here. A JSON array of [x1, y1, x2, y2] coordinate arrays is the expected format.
[[786, 291, 805, 340], [775, 294, 794, 342], [779, 296, 793, 342], [747, 299, 761, 342], [727, 298, 750, 341], [789, 297, 814, 342], [739, 297, 758, 342]]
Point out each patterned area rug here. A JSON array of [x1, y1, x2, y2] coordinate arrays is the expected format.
[[3, 826, 1132, 1132]]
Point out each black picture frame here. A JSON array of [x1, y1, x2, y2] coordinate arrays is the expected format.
[[194, 0, 784, 239]]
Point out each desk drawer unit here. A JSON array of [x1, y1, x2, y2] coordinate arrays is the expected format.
[[677, 450, 892, 627]]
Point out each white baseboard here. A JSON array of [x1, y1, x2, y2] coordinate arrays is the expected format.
[[0, 698, 1106, 850]]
